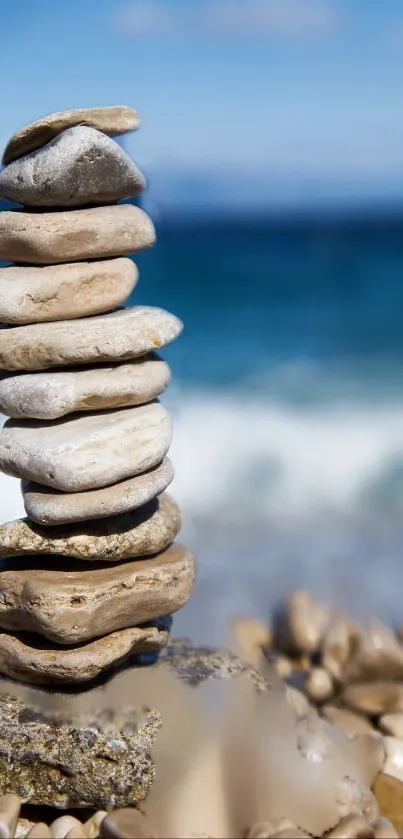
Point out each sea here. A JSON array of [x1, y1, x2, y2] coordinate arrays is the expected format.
[[3, 207, 403, 645]]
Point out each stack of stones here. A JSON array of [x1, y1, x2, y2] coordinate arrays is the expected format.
[[0, 105, 195, 687]]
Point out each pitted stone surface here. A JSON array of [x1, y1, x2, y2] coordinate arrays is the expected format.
[[0, 493, 180, 561], [0, 126, 146, 207], [0, 402, 172, 491], [0, 544, 195, 644], [0, 205, 155, 265], [0, 307, 182, 372], [0, 258, 137, 325], [2, 105, 141, 164], [23, 458, 174, 525], [0, 355, 170, 419]]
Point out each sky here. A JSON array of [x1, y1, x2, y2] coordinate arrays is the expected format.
[[2, 0, 403, 210]]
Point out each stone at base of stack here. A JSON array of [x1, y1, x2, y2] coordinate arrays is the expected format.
[[0, 105, 195, 688]]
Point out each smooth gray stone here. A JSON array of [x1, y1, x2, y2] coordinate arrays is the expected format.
[[0, 126, 146, 207]]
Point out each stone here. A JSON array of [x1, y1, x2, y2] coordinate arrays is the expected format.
[[344, 621, 403, 683], [0, 126, 145, 208], [0, 205, 155, 265], [0, 355, 170, 420], [50, 816, 84, 838], [272, 590, 329, 656], [0, 493, 180, 563], [0, 544, 195, 644], [84, 812, 108, 839], [0, 258, 137, 326], [0, 307, 182, 372], [382, 737, 403, 784], [372, 774, 403, 836], [371, 817, 399, 838], [23, 458, 174, 526], [379, 714, 403, 739], [0, 402, 172, 491], [321, 706, 374, 741], [322, 615, 360, 683], [25, 823, 51, 838], [342, 683, 403, 716], [327, 815, 375, 838], [0, 794, 21, 839], [305, 666, 334, 704], [2, 105, 140, 165], [99, 809, 158, 838], [0, 623, 169, 685], [0, 647, 270, 809]]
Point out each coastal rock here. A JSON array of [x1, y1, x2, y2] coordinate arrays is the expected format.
[[0, 205, 155, 265], [0, 624, 169, 685], [0, 493, 180, 561], [0, 307, 182, 372], [0, 647, 270, 808], [22, 458, 174, 525], [0, 126, 145, 207], [2, 105, 141, 165], [0, 258, 137, 325], [0, 355, 170, 420], [0, 402, 172, 491], [0, 544, 195, 644]]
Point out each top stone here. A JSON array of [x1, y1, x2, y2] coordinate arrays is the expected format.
[[0, 126, 146, 208], [2, 105, 141, 165]]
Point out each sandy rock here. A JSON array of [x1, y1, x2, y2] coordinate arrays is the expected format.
[[0, 355, 170, 420], [322, 706, 374, 741], [382, 738, 403, 783], [372, 774, 403, 836], [0, 306, 182, 373], [0, 258, 137, 326], [272, 590, 329, 656], [100, 808, 158, 838], [0, 205, 155, 265], [379, 713, 403, 739], [23, 458, 174, 526], [344, 622, 403, 683], [323, 615, 361, 683], [0, 402, 172, 491], [305, 666, 334, 704], [0, 126, 145, 207], [0, 623, 169, 685], [0, 544, 195, 644], [327, 815, 375, 837], [342, 683, 403, 717], [3, 105, 140, 164]]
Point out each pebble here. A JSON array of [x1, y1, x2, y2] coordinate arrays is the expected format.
[[0, 258, 137, 326], [100, 808, 158, 838], [321, 706, 374, 740], [322, 615, 360, 683], [0, 205, 155, 265], [0, 355, 170, 421], [0, 794, 21, 839], [372, 773, 403, 836], [285, 685, 313, 718], [382, 737, 403, 783], [246, 821, 295, 838], [229, 617, 271, 666], [305, 666, 334, 704], [379, 713, 403, 739], [0, 544, 195, 644], [25, 824, 52, 838], [327, 815, 375, 838], [23, 457, 174, 526], [0, 402, 172, 491], [0, 306, 182, 372], [2, 105, 140, 164], [83, 811, 108, 838], [342, 683, 403, 716], [344, 621, 403, 682], [50, 816, 84, 838], [272, 590, 329, 656], [0, 621, 169, 685], [335, 777, 379, 823], [371, 816, 399, 838], [0, 126, 146, 207]]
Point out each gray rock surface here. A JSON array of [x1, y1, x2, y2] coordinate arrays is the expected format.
[[2, 105, 140, 165], [0, 355, 170, 420], [0, 307, 182, 372], [22, 458, 174, 526], [0, 126, 145, 207], [0, 205, 155, 265], [0, 402, 172, 491], [0, 259, 137, 325]]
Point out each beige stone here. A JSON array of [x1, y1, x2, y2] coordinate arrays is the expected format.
[[305, 666, 334, 704], [25, 823, 51, 838], [3, 105, 140, 165], [0, 355, 170, 420], [83, 812, 108, 839], [0, 544, 195, 645], [99, 808, 158, 838], [50, 816, 84, 839], [272, 590, 329, 656], [382, 737, 403, 784], [342, 683, 403, 716], [0, 623, 169, 685], [322, 706, 374, 741], [0, 126, 146, 208], [0, 258, 137, 325], [372, 774, 403, 836], [322, 615, 360, 683], [0, 205, 155, 265], [0, 493, 180, 562], [344, 621, 403, 683], [0, 402, 172, 491], [0, 794, 21, 839], [0, 306, 182, 372], [23, 458, 174, 526], [327, 815, 375, 838], [379, 714, 403, 739]]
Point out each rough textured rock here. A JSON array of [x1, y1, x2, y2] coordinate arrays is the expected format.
[[0, 205, 155, 265], [0, 307, 182, 372], [0, 493, 180, 562], [0, 623, 169, 685], [0, 126, 146, 207], [2, 105, 141, 165], [0, 355, 170, 420], [0, 646, 269, 809], [0, 259, 137, 325], [0, 403, 172, 491], [0, 544, 195, 644], [22, 458, 174, 526]]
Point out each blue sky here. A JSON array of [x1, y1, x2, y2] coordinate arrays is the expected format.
[[2, 0, 403, 208]]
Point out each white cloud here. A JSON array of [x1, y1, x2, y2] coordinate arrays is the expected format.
[[116, 0, 341, 40]]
